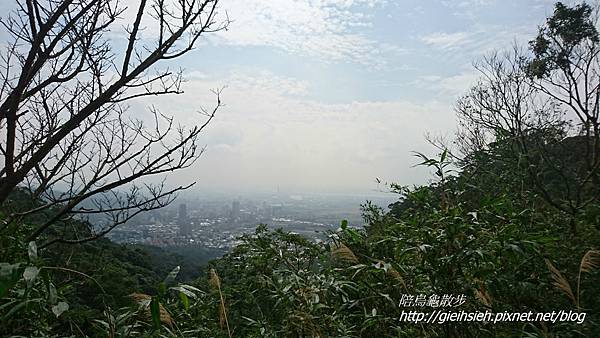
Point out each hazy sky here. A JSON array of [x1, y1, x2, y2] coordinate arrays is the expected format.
[[155, 0, 567, 194], [1, 0, 575, 195]]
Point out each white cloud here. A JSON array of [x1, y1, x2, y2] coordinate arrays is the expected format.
[[130, 69, 452, 192], [420, 32, 473, 50], [209, 0, 397, 66], [224, 70, 310, 96], [418, 25, 537, 67], [440, 0, 496, 18], [437, 72, 478, 94], [442, 0, 496, 9], [112, 0, 399, 66], [413, 71, 479, 98]]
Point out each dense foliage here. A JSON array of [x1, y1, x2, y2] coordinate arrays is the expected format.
[[193, 150, 599, 337]]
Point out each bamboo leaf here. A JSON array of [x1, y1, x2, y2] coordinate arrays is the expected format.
[[27, 241, 37, 260], [51, 301, 69, 317], [179, 291, 190, 311], [150, 297, 161, 329]]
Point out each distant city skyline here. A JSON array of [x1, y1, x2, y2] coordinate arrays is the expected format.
[[109, 189, 391, 250]]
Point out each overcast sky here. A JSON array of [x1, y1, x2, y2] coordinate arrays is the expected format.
[[1, 0, 576, 195]]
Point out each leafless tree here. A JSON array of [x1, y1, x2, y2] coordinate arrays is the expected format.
[[455, 49, 560, 155], [0, 0, 229, 247], [454, 2, 600, 233], [455, 48, 572, 208]]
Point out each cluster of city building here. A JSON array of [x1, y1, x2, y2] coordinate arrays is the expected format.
[[108, 192, 395, 251]]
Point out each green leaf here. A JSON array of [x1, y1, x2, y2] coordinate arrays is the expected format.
[[51, 301, 69, 317], [506, 243, 524, 254], [0, 263, 21, 298], [170, 286, 197, 298], [23, 266, 39, 284], [440, 149, 448, 162], [28, 241, 37, 260], [150, 297, 161, 330], [158, 282, 166, 297], [93, 319, 110, 329], [48, 283, 57, 304], [179, 291, 190, 311], [164, 266, 180, 285], [345, 228, 362, 242], [241, 316, 257, 324], [2, 299, 42, 321], [178, 284, 203, 294], [341, 219, 348, 230]]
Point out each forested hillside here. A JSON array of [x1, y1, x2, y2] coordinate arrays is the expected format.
[[2, 1, 600, 337]]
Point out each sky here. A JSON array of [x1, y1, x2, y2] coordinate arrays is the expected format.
[[155, 0, 567, 195], [0, 0, 578, 195]]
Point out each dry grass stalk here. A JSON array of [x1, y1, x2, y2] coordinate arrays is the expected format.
[[579, 250, 600, 273], [209, 269, 232, 338], [331, 243, 359, 264], [474, 289, 491, 307], [386, 267, 408, 290], [209, 268, 221, 289], [545, 259, 576, 305], [473, 279, 492, 307], [577, 250, 600, 308], [129, 293, 174, 327]]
